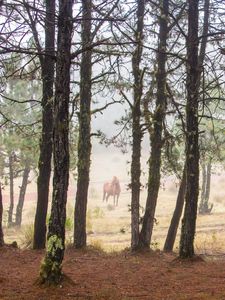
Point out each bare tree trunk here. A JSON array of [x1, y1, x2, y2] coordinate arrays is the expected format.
[[199, 159, 212, 214], [74, 0, 92, 249], [0, 185, 4, 247], [200, 162, 206, 202], [199, 162, 206, 213], [179, 0, 209, 258], [33, 0, 55, 249], [15, 163, 30, 226], [8, 153, 14, 227], [130, 0, 145, 251], [164, 166, 186, 252], [205, 160, 211, 205], [40, 0, 73, 285], [138, 0, 168, 248], [179, 0, 200, 258]]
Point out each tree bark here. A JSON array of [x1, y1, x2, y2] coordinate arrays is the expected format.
[[15, 163, 30, 227], [74, 0, 92, 249], [0, 184, 4, 247], [33, 0, 55, 249], [179, 0, 210, 258], [179, 0, 200, 258], [138, 0, 168, 248], [8, 153, 14, 227], [164, 166, 186, 252], [40, 0, 73, 285], [130, 0, 145, 251]]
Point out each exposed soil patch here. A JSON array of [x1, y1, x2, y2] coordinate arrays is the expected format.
[[1, 247, 225, 299]]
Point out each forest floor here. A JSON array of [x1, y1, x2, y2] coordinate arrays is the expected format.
[[1, 245, 225, 300], [2, 173, 225, 299]]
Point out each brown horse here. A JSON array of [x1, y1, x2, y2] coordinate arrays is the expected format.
[[103, 176, 121, 206]]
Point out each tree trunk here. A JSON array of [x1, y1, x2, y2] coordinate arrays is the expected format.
[[200, 162, 206, 203], [164, 166, 186, 252], [74, 0, 92, 249], [33, 0, 55, 249], [205, 160, 211, 204], [15, 163, 30, 226], [40, 0, 73, 285], [179, 0, 210, 258], [199, 162, 206, 213], [199, 159, 212, 214], [8, 153, 14, 227], [130, 0, 145, 251], [0, 185, 4, 247], [179, 0, 200, 258], [138, 0, 168, 248]]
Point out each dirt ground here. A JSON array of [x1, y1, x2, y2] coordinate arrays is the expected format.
[[1, 246, 225, 300], [1, 172, 225, 299]]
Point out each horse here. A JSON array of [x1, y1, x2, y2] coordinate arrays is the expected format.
[[103, 176, 121, 206]]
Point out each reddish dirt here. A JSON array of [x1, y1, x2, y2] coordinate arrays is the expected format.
[[1, 247, 225, 300]]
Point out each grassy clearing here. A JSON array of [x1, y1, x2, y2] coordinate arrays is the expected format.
[[2, 174, 225, 254]]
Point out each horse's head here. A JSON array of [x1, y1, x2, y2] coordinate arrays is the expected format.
[[112, 176, 118, 185], [111, 176, 120, 193]]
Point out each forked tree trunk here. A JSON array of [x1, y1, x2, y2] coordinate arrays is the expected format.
[[0, 185, 4, 247], [74, 0, 92, 249], [40, 0, 73, 285], [164, 166, 186, 252], [15, 163, 30, 226], [179, 0, 209, 258], [138, 0, 168, 248], [130, 0, 145, 251], [33, 0, 55, 249], [8, 153, 14, 227]]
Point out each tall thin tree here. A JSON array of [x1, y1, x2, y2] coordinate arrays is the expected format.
[[74, 0, 92, 249], [40, 0, 73, 284], [8, 152, 14, 226], [179, 0, 200, 258], [138, 0, 169, 248], [15, 161, 30, 226], [33, 0, 55, 249], [130, 0, 145, 251], [179, 0, 210, 258], [164, 0, 210, 253]]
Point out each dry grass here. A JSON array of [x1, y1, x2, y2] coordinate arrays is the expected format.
[[2, 173, 225, 254]]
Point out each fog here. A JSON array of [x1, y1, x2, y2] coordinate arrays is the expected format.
[[90, 100, 150, 186]]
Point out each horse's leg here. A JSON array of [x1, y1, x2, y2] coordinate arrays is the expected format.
[[106, 193, 109, 203], [103, 191, 106, 202]]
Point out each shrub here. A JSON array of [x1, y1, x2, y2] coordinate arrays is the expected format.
[[89, 239, 104, 252], [65, 216, 73, 231]]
